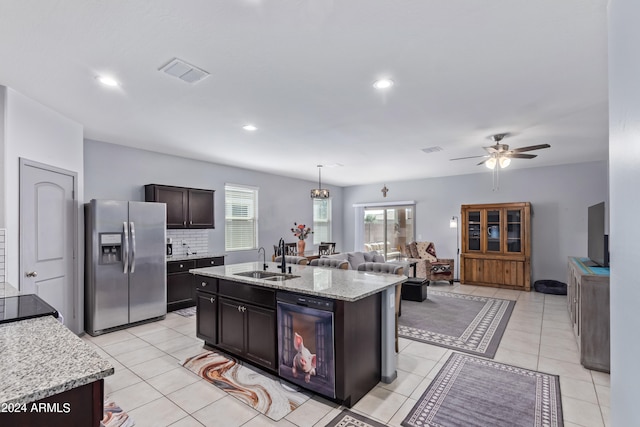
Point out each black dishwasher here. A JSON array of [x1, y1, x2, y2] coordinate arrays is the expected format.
[[276, 292, 335, 399]]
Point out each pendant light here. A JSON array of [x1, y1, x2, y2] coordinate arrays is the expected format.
[[310, 165, 330, 199]]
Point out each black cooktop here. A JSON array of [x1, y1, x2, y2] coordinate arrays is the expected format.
[[0, 294, 59, 325]]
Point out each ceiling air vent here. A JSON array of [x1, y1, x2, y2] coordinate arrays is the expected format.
[[159, 58, 210, 84], [421, 146, 444, 154]]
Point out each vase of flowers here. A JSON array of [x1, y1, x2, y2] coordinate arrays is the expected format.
[[291, 222, 312, 255]]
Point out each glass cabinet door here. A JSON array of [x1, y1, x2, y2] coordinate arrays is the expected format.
[[486, 209, 501, 252], [467, 210, 481, 251], [506, 209, 522, 253]]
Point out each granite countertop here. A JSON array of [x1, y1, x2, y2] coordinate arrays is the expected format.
[[0, 316, 114, 405], [167, 252, 226, 262], [190, 261, 406, 302]]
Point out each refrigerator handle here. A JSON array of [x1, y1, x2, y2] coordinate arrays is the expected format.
[[130, 222, 136, 273], [123, 221, 129, 274]]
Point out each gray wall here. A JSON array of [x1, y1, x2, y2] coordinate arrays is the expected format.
[[609, 0, 639, 424], [342, 161, 607, 283], [84, 139, 344, 264]]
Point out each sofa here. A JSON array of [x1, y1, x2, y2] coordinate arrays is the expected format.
[[322, 250, 388, 270], [363, 242, 402, 260], [403, 241, 454, 284]]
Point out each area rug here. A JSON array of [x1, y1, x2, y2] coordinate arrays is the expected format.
[[398, 290, 515, 358], [402, 353, 563, 427], [174, 306, 197, 317], [324, 409, 388, 427], [102, 398, 135, 427], [182, 350, 310, 421]]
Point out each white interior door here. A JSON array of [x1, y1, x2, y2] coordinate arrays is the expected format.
[[20, 159, 76, 328]]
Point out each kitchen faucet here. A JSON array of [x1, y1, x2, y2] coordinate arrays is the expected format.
[[257, 247, 267, 271], [278, 238, 286, 273]]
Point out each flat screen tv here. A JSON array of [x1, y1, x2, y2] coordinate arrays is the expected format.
[[588, 202, 609, 267]]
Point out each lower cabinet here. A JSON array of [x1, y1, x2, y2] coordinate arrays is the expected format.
[[167, 257, 224, 312], [217, 296, 277, 371], [196, 292, 218, 344], [461, 256, 529, 290], [167, 260, 196, 312]]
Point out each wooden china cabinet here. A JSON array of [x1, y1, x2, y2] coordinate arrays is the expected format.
[[460, 202, 532, 291]]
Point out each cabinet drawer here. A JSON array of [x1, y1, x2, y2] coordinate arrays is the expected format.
[[196, 257, 224, 268], [195, 275, 218, 294], [168, 260, 196, 273], [218, 280, 275, 309]]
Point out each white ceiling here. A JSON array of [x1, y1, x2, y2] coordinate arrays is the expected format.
[[0, 0, 609, 186]]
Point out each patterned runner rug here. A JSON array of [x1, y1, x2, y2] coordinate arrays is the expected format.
[[102, 398, 134, 427], [182, 350, 310, 421], [402, 353, 563, 427], [174, 306, 197, 317], [398, 290, 515, 358], [324, 409, 388, 427]]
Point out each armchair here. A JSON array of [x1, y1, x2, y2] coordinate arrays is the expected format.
[[404, 241, 454, 285]]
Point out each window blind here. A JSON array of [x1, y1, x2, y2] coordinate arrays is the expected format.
[[225, 184, 258, 251]]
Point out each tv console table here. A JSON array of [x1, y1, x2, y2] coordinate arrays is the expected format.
[[567, 257, 610, 373]]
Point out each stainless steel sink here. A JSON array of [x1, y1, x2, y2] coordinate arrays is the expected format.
[[233, 271, 299, 280]]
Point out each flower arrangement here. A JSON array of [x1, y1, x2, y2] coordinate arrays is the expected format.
[[291, 222, 312, 240]]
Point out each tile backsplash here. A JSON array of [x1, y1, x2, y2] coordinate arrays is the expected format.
[[166, 229, 209, 256], [0, 229, 6, 282]]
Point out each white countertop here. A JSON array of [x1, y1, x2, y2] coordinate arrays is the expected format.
[[0, 282, 114, 405], [190, 261, 406, 302]]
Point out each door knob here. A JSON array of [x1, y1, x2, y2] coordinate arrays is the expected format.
[[26, 271, 38, 277]]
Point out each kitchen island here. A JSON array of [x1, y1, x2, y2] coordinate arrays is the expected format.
[[190, 261, 405, 407], [0, 283, 113, 426]]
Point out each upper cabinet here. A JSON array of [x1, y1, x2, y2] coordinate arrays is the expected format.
[[145, 184, 215, 229], [461, 202, 531, 290]]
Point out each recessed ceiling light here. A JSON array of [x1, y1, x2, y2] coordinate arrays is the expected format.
[[373, 79, 394, 89], [242, 124, 257, 131], [96, 76, 119, 87]]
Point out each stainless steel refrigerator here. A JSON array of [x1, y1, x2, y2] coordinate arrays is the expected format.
[[85, 199, 167, 336]]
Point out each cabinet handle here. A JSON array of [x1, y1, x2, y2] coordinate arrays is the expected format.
[[237, 305, 241, 312], [242, 306, 246, 312], [180, 264, 184, 268], [202, 282, 207, 286], [210, 297, 215, 303], [183, 221, 186, 226], [211, 261, 215, 265], [190, 220, 193, 225]]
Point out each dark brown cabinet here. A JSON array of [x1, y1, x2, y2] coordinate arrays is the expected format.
[[145, 184, 215, 229], [168, 257, 224, 312], [167, 260, 195, 311], [196, 292, 218, 344], [216, 280, 277, 371]]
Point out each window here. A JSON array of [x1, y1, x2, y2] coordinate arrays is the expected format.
[[225, 184, 258, 251], [313, 198, 331, 244]]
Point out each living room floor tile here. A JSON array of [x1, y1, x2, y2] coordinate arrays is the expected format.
[[378, 369, 424, 397], [351, 386, 407, 424], [562, 396, 605, 427], [559, 377, 599, 404], [284, 395, 338, 427], [397, 352, 438, 376]]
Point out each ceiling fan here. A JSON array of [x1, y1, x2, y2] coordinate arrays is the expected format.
[[450, 133, 551, 169]]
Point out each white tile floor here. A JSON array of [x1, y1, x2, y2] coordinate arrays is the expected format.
[[81, 283, 610, 427]]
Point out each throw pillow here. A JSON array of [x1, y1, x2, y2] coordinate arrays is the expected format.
[[416, 241, 437, 262], [347, 252, 367, 270], [426, 242, 437, 258], [373, 253, 386, 263]]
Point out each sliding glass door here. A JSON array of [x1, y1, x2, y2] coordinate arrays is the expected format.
[[363, 205, 414, 260]]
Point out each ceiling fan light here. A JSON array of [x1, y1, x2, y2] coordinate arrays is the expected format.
[[499, 157, 511, 168], [485, 157, 497, 169]]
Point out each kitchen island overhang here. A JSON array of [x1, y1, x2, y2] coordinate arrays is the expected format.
[[190, 261, 405, 407]]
